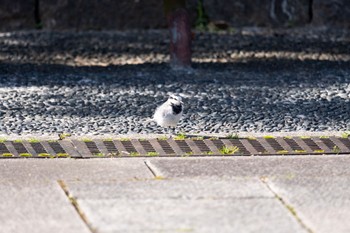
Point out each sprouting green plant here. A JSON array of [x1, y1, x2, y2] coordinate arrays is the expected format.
[[300, 136, 311, 139], [38, 153, 51, 157], [28, 138, 40, 143], [182, 151, 193, 157], [56, 153, 69, 157], [20, 153, 32, 157], [277, 150, 289, 154], [157, 136, 168, 141], [263, 135, 275, 139], [130, 152, 140, 156], [94, 153, 105, 157], [247, 137, 256, 140], [59, 133, 71, 140], [227, 133, 239, 139], [219, 146, 240, 155], [174, 133, 187, 140], [2, 153, 13, 157], [48, 139, 58, 143], [333, 146, 340, 154], [81, 138, 92, 142], [119, 138, 131, 141], [209, 136, 219, 140], [14, 139, 23, 143], [102, 138, 114, 142], [195, 0, 209, 31], [0, 138, 7, 143], [146, 152, 159, 157], [341, 132, 350, 138], [204, 151, 214, 155], [294, 150, 306, 153], [107, 152, 120, 157], [314, 150, 325, 153]]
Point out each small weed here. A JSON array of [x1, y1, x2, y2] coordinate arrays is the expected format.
[[102, 138, 113, 142], [0, 138, 7, 143], [341, 132, 350, 138], [58, 133, 71, 140], [14, 139, 23, 143], [314, 150, 325, 153], [20, 153, 32, 157], [227, 133, 239, 139], [28, 138, 40, 143], [247, 137, 256, 140], [146, 152, 159, 157], [2, 153, 13, 157], [48, 139, 58, 143], [277, 150, 289, 154], [204, 151, 214, 155], [300, 136, 311, 139], [56, 153, 69, 157], [332, 146, 340, 154], [209, 136, 219, 140], [119, 138, 131, 141], [157, 136, 168, 140], [107, 152, 120, 157], [219, 146, 240, 155], [81, 138, 92, 142], [263, 135, 275, 139], [174, 133, 187, 140], [94, 153, 105, 157], [294, 150, 306, 153], [38, 153, 51, 157], [130, 152, 140, 156]]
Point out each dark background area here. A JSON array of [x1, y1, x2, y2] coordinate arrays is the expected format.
[[0, 0, 349, 31]]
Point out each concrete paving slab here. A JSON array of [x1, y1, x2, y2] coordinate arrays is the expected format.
[[65, 178, 306, 233], [0, 181, 90, 233], [268, 176, 350, 233], [147, 155, 350, 178], [148, 156, 350, 233], [0, 159, 153, 233]]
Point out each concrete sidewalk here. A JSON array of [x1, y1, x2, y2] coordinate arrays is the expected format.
[[1, 155, 350, 233]]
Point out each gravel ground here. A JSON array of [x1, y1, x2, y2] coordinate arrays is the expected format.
[[0, 28, 350, 136]]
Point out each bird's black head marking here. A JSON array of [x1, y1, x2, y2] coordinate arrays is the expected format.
[[171, 103, 182, 115]]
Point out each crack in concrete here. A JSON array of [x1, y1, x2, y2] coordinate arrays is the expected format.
[[57, 180, 96, 233], [260, 177, 314, 233]]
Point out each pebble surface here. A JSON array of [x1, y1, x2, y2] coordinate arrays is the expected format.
[[0, 29, 349, 136]]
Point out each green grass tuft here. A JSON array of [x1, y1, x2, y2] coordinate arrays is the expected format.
[[263, 135, 275, 139], [38, 153, 51, 157], [20, 153, 32, 157], [2, 153, 13, 157], [130, 152, 140, 156], [227, 133, 239, 139], [93, 153, 105, 157], [219, 146, 240, 155], [277, 150, 289, 154], [146, 152, 159, 157], [174, 133, 187, 140], [341, 132, 350, 138], [56, 153, 69, 157], [28, 138, 40, 143]]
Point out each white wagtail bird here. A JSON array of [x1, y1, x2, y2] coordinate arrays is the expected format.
[[153, 94, 183, 135]]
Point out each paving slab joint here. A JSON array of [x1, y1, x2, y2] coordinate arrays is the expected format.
[[260, 177, 314, 233], [57, 180, 96, 233]]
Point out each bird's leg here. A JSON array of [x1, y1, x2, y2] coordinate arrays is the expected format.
[[167, 127, 173, 138]]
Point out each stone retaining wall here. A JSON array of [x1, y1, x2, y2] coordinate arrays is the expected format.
[[0, 0, 349, 31]]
